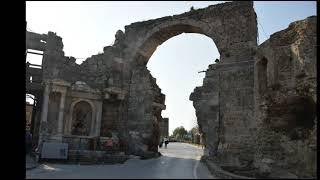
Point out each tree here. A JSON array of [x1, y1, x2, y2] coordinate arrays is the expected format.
[[190, 125, 200, 144], [190, 125, 199, 135], [172, 126, 188, 141]]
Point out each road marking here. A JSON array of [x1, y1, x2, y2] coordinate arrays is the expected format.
[[193, 156, 201, 179]]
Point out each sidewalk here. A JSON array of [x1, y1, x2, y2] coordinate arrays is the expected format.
[[26, 154, 38, 170]]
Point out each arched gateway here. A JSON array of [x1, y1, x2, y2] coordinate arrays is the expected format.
[[123, 1, 257, 164], [27, 1, 317, 177], [34, 1, 257, 168]]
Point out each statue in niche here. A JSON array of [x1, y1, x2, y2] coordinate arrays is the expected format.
[[72, 108, 88, 136]]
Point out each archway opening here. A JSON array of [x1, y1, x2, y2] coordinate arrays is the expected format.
[[26, 93, 42, 147], [26, 94, 36, 131], [71, 101, 93, 136], [146, 32, 220, 151]]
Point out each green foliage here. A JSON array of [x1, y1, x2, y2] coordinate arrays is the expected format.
[[172, 126, 188, 140], [190, 125, 199, 135], [189, 125, 202, 144]]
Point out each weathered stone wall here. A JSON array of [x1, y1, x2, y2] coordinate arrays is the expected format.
[[29, 2, 316, 178], [190, 60, 256, 168], [47, 92, 61, 135], [126, 66, 165, 155], [121, 1, 257, 66], [34, 0, 258, 159], [101, 100, 119, 135], [253, 16, 317, 178], [159, 118, 169, 138], [216, 61, 255, 167]]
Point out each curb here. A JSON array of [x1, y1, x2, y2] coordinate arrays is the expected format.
[[203, 159, 254, 179]]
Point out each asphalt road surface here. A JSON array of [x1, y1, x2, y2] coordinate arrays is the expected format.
[[26, 142, 215, 179]]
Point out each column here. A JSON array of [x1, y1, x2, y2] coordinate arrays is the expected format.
[[40, 83, 50, 123], [95, 101, 103, 136], [38, 83, 50, 146], [57, 90, 67, 136]]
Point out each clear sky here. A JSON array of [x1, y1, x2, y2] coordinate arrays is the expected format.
[[26, 1, 316, 135]]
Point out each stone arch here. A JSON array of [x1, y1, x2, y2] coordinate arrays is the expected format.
[[124, 1, 257, 156], [124, 1, 257, 66], [132, 22, 221, 66], [128, 24, 221, 142], [66, 99, 96, 136]]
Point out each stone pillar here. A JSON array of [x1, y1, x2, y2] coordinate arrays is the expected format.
[[95, 101, 103, 136], [38, 83, 50, 147], [40, 83, 50, 123], [57, 90, 67, 137]]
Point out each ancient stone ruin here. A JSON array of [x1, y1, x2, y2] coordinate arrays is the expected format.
[[26, 1, 316, 178]]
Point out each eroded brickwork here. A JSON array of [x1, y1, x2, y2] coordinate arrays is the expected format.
[[26, 1, 316, 178], [253, 16, 317, 178]]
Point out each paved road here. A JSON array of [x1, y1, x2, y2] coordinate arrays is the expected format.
[[26, 142, 215, 179]]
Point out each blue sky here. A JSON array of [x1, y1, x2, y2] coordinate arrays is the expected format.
[[26, 1, 316, 134]]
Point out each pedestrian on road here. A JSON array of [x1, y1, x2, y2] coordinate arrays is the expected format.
[[164, 137, 169, 148]]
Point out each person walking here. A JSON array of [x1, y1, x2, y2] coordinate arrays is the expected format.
[[164, 137, 169, 148]]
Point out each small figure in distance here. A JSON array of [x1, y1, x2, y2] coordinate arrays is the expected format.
[[164, 137, 169, 148]]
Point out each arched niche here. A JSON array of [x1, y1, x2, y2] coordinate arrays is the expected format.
[[66, 99, 96, 136]]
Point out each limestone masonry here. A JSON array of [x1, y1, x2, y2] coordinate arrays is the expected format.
[[26, 1, 316, 178]]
